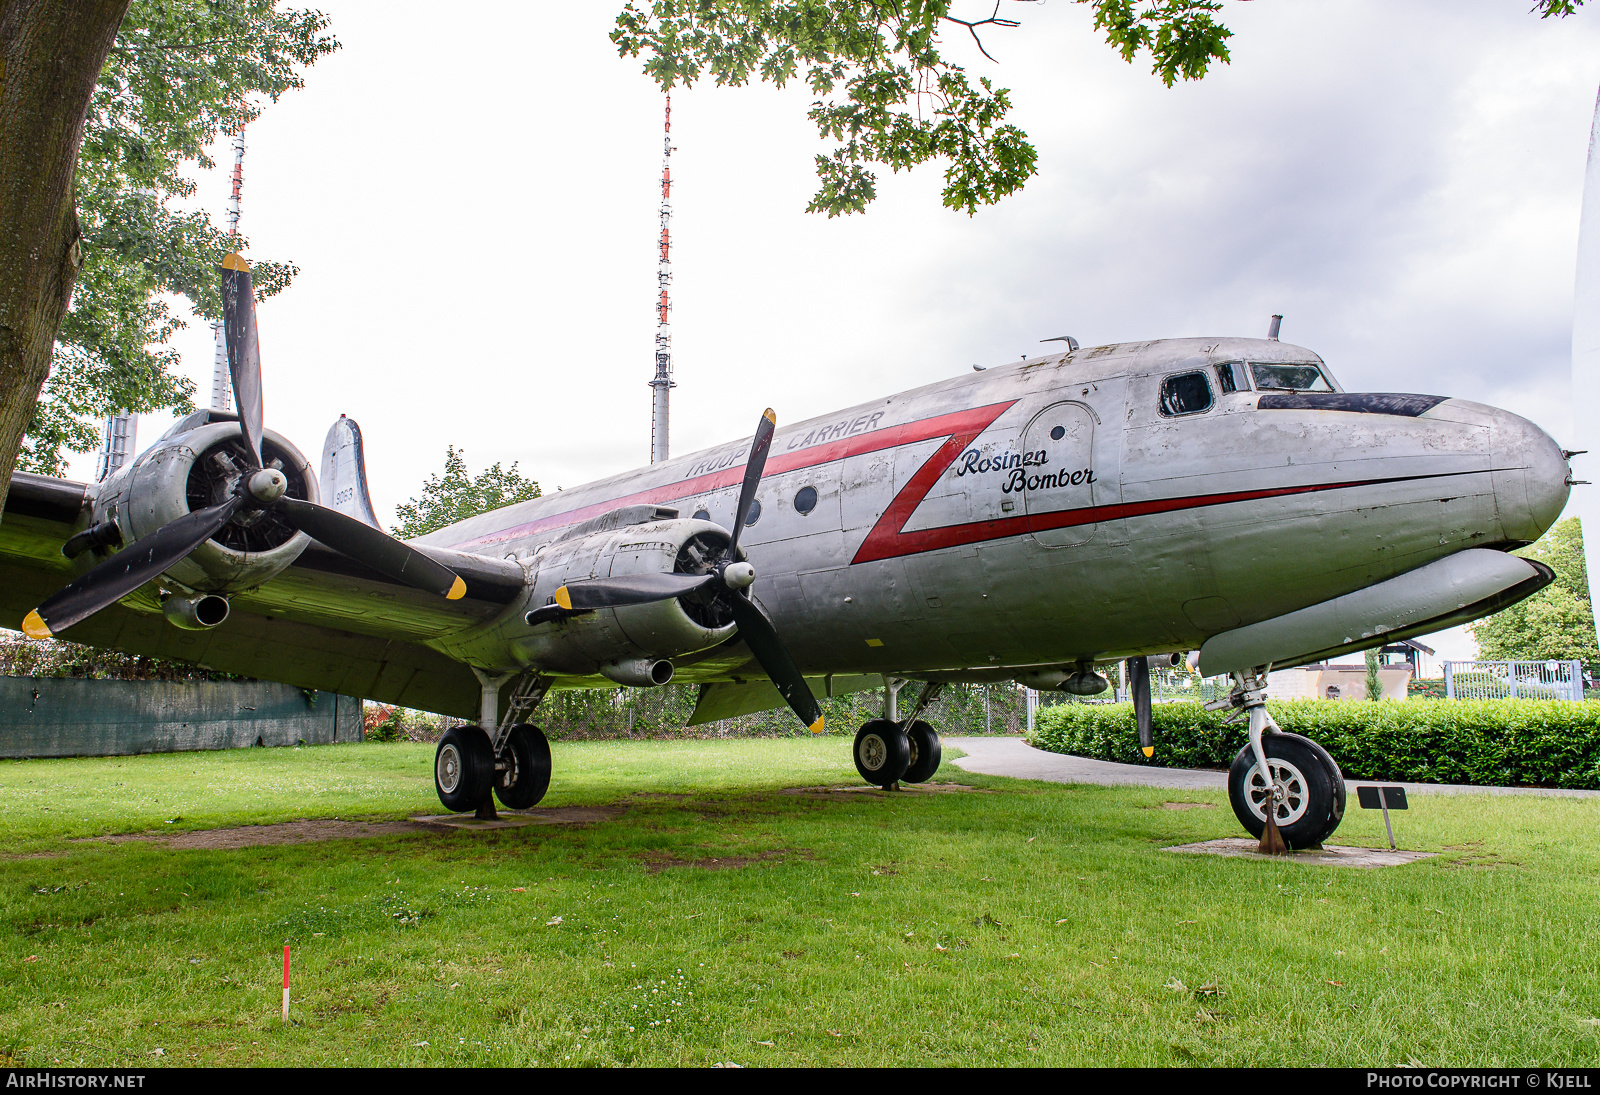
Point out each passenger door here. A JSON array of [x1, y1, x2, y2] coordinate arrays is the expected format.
[[1021, 398, 1118, 549]]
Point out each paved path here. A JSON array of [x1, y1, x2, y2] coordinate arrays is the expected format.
[[945, 737, 1600, 799]]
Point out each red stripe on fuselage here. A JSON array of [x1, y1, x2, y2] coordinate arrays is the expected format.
[[453, 402, 1018, 551], [851, 478, 1420, 564]]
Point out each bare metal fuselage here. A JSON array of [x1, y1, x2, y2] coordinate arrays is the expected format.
[[411, 336, 1570, 686]]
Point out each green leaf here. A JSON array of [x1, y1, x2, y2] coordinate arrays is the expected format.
[[23, 0, 339, 474], [391, 447, 542, 541]]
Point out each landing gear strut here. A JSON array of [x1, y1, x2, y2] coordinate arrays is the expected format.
[[432, 669, 553, 815], [851, 678, 944, 789], [1212, 671, 1345, 850]]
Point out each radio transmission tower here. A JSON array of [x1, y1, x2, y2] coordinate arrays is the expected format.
[[210, 126, 246, 412], [648, 94, 676, 464]]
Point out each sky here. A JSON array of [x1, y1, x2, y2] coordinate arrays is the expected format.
[[63, 0, 1600, 663]]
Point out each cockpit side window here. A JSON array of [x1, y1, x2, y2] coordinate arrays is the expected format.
[[1249, 362, 1334, 392], [1215, 361, 1249, 393], [1159, 371, 1214, 417]]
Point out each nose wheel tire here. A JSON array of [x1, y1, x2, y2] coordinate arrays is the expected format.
[[854, 719, 911, 787], [1227, 731, 1345, 849], [900, 720, 942, 783], [494, 724, 552, 810], [435, 724, 494, 812]]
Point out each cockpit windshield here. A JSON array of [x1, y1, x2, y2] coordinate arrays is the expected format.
[[1249, 362, 1334, 392]]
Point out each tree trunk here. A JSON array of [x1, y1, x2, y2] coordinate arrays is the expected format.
[[0, 0, 129, 519]]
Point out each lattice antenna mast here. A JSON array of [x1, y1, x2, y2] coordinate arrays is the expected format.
[[210, 125, 246, 413], [648, 94, 676, 464]]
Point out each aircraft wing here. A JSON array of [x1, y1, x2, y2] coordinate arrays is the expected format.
[[0, 471, 526, 719]]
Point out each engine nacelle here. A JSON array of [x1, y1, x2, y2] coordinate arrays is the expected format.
[[91, 417, 318, 595], [512, 517, 741, 678]]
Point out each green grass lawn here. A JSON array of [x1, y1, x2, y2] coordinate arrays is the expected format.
[[2, 737, 1598, 1067]]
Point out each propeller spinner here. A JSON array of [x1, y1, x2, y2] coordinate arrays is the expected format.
[[553, 409, 826, 735], [21, 255, 466, 640]]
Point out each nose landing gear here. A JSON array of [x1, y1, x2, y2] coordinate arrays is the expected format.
[[1213, 671, 1346, 850]]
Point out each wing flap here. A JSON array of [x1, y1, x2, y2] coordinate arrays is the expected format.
[[688, 673, 878, 725]]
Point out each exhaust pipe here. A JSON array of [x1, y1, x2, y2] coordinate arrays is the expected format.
[[600, 658, 674, 688], [163, 593, 230, 631]]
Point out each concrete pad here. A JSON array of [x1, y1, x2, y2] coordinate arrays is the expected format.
[[1165, 837, 1435, 867], [411, 805, 623, 831], [411, 814, 545, 831]]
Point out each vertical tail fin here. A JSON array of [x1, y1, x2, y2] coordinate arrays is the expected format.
[[320, 415, 382, 531]]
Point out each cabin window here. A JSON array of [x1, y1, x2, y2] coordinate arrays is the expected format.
[[692, 509, 710, 522], [744, 499, 762, 526], [1159, 371, 1214, 417], [1215, 361, 1249, 393], [793, 486, 818, 515], [1250, 362, 1334, 392]]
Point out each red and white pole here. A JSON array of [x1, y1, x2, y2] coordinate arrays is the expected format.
[[281, 944, 290, 1022], [211, 125, 247, 413], [648, 93, 675, 464]]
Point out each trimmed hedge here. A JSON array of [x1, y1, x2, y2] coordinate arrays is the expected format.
[[1028, 699, 1600, 790]]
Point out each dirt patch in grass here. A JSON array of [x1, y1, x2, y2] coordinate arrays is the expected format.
[[1440, 840, 1522, 870], [777, 783, 988, 799], [84, 818, 433, 849], [638, 848, 812, 873], [1149, 802, 1216, 811], [79, 806, 623, 850]]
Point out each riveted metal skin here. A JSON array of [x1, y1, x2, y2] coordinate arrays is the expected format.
[[89, 421, 316, 595], [449, 518, 740, 677]]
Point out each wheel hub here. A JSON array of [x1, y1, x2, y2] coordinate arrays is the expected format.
[[437, 743, 462, 794], [1244, 758, 1309, 826], [860, 733, 888, 772]]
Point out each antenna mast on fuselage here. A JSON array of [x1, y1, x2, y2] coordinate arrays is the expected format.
[[649, 94, 676, 464], [210, 125, 246, 413]]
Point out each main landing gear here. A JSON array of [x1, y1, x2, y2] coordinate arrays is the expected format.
[[1211, 671, 1345, 850], [852, 679, 944, 789], [433, 670, 553, 817]]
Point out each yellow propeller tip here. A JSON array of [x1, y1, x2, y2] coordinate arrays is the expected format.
[[554, 586, 573, 611], [446, 576, 467, 601], [1141, 746, 1154, 758], [809, 715, 825, 735], [762, 408, 777, 426], [21, 610, 53, 640], [221, 252, 250, 271]]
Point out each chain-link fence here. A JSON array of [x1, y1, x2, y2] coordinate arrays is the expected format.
[[1443, 660, 1586, 702], [1023, 666, 1232, 731]]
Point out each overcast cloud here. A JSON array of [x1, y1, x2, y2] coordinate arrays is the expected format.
[[62, 1, 1600, 660]]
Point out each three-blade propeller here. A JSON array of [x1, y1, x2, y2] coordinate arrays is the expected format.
[[552, 409, 825, 735], [21, 255, 466, 641]]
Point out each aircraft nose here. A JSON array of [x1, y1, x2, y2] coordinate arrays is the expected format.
[[1489, 406, 1570, 543]]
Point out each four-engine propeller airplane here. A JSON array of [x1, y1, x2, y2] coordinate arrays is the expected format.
[[0, 256, 1574, 847]]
